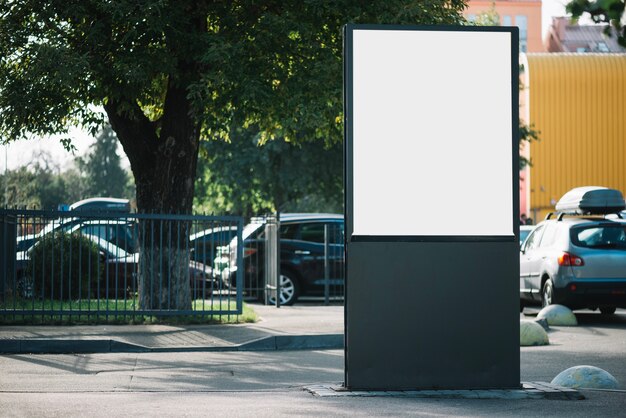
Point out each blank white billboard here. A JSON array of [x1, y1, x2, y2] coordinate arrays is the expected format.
[[350, 28, 514, 237]]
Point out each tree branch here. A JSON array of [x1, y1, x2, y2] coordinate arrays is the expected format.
[[103, 99, 158, 176]]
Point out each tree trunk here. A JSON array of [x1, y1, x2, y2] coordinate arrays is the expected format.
[[104, 82, 200, 311]]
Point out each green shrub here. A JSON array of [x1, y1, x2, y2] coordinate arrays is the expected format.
[[26, 232, 103, 300]]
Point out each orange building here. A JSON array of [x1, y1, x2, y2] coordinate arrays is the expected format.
[[466, 0, 544, 52]]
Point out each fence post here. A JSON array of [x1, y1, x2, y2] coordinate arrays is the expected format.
[[276, 212, 281, 307], [1, 212, 17, 301], [324, 223, 330, 306], [264, 214, 280, 307]]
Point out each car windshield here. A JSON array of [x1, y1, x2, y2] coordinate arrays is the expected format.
[[242, 222, 264, 241], [571, 224, 626, 250]]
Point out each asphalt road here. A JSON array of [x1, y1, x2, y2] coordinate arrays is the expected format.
[[1, 309, 625, 417]]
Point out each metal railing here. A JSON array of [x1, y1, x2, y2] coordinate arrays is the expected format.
[[0, 209, 243, 322]]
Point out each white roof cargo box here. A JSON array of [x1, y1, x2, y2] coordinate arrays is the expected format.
[[555, 186, 626, 215]]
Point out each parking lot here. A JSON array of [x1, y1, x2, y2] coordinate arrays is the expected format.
[[520, 308, 626, 384]]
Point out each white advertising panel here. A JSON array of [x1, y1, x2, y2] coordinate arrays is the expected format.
[[351, 28, 514, 237]]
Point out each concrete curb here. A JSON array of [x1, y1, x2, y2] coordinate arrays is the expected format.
[[0, 334, 344, 354], [0, 339, 149, 354], [240, 334, 344, 351]]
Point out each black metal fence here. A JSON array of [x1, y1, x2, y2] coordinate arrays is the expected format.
[[0, 209, 243, 322]]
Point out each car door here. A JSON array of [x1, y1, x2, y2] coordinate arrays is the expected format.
[[291, 222, 327, 284], [520, 223, 545, 299]]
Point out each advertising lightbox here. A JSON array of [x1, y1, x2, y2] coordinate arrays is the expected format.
[[344, 24, 520, 391]]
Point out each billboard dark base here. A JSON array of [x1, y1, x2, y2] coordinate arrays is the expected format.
[[345, 240, 520, 390]]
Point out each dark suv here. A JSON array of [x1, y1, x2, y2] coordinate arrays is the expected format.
[[215, 213, 344, 305]]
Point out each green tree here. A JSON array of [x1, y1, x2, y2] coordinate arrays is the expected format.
[[194, 127, 342, 218], [518, 120, 539, 170], [2, 167, 41, 208], [566, 0, 626, 47], [472, 2, 500, 26], [0, 0, 467, 310], [76, 124, 134, 199], [1, 153, 87, 209]]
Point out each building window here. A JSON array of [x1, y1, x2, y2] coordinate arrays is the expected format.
[[515, 15, 528, 52], [502, 15, 512, 26]]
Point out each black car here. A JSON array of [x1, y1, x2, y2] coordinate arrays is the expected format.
[[215, 213, 344, 305], [189, 226, 238, 266]]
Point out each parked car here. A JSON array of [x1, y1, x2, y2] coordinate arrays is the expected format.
[[189, 226, 238, 266], [520, 187, 626, 314], [215, 213, 344, 305], [16, 231, 213, 299], [15, 197, 133, 259], [68, 197, 131, 213], [14, 218, 136, 278], [70, 219, 138, 253], [519, 225, 535, 246], [83, 234, 214, 299]]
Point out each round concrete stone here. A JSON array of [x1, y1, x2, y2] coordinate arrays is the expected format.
[[520, 320, 549, 346], [551, 365, 620, 389], [537, 304, 578, 326]]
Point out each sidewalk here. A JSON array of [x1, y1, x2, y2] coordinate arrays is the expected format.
[[3, 306, 626, 415], [0, 303, 344, 354]]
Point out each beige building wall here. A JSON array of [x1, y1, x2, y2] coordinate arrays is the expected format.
[[466, 0, 544, 52]]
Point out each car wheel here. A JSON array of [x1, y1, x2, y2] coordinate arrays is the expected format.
[[268, 272, 300, 306], [600, 306, 616, 315], [520, 299, 525, 313], [541, 279, 554, 308]]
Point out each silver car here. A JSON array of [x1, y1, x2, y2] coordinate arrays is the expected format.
[[520, 216, 626, 314], [519, 225, 535, 246]]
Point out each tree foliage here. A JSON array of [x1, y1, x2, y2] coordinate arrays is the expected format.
[[518, 122, 539, 170], [472, 2, 501, 26], [27, 232, 103, 301], [1, 153, 84, 209], [1, 130, 132, 209], [0, 0, 468, 214], [76, 124, 134, 199], [566, 0, 626, 47], [194, 128, 342, 218]]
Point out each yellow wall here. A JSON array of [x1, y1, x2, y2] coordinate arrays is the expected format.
[[524, 53, 626, 221]]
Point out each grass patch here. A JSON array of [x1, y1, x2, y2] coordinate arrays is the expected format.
[[0, 297, 257, 325]]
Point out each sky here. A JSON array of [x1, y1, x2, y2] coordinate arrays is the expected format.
[[0, 0, 582, 175]]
